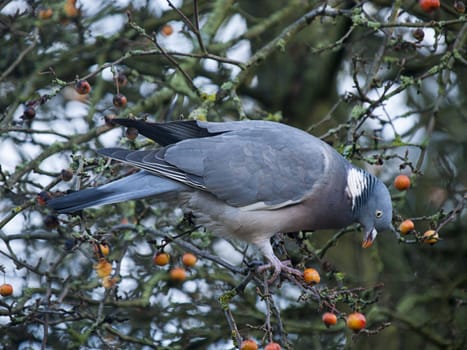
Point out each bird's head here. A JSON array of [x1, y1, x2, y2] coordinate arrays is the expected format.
[[346, 168, 393, 248], [358, 180, 393, 248]]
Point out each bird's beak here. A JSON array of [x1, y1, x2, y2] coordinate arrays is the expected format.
[[362, 228, 377, 248]]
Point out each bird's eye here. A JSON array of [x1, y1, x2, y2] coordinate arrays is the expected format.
[[375, 210, 383, 218]]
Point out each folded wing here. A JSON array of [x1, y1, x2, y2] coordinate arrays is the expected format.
[[104, 119, 333, 209]]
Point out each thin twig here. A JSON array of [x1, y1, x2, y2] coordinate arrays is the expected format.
[[437, 193, 466, 232], [0, 29, 38, 83], [166, 0, 207, 53], [192, 0, 207, 53], [112, 223, 245, 274], [127, 15, 200, 96]]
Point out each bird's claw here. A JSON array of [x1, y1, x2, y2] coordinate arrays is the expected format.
[[256, 259, 302, 284]]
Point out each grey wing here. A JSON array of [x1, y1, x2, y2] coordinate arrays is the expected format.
[[165, 124, 331, 208], [100, 121, 334, 209], [99, 147, 205, 190]]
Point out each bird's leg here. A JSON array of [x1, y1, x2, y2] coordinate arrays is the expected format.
[[255, 239, 302, 283]]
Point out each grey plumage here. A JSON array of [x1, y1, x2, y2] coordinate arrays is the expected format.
[[47, 171, 184, 213], [48, 119, 393, 279]]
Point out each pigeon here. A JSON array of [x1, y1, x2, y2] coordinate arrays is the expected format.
[[47, 119, 394, 279]]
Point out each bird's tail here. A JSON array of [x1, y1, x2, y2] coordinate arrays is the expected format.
[[47, 171, 185, 213]]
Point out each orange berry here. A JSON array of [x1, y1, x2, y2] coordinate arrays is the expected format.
[[303, 268, 320, 285], [161, 24, 174, 36], [399, 219, 415, 235], [346, 312, 366, 332], [102, 276, 119, 289], [38, 8, 53, 20], [0, 283, 13, 297], [322, 312, 338, 327], [169, 267, 186, 282], [394, 174, 411, 191], [113, 93, 127, 108], [64, 0, 79, 18], [75, 80, 91, 95], [240, 339, 258, 350], [94, 243, 110, 257], [264, 342, 281, 350], [419, 0, 440, 12], [94, 259, 112, 278], [182, 253, 197, 267], [422, 230, 439, 245], [153, 252, 170, 266], [100, 244, 110, 256]]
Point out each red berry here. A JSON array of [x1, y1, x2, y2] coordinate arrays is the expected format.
[[113, 93, 127, 108], [240, 339, 258, 350], [264, 342, 281, 350], [412, 28, 425, 42], [22, 107, 36, 120], [75, 80, 91, 95], [346, 312, 366, 332], [0, 283, 13, 297], [36, 191, 51, 206], [394, 174, 411, 191], [399, 220, 415, 235], [419, 0, 440, 12], [61, 169, 73, 182], [322, 312, 338, 327]]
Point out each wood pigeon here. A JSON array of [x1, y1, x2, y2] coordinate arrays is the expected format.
[[48, 119, 394, 279]]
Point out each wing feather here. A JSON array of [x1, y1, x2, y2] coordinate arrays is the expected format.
[[100, 120, 341, 209]]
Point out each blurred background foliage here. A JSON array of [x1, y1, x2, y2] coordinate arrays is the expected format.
[[0, 0, 466, 349]]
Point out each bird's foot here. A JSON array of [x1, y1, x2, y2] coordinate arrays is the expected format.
[[256, 259, 302, 284]]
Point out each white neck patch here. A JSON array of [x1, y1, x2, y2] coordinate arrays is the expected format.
[[345, 168, 367, 210]]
